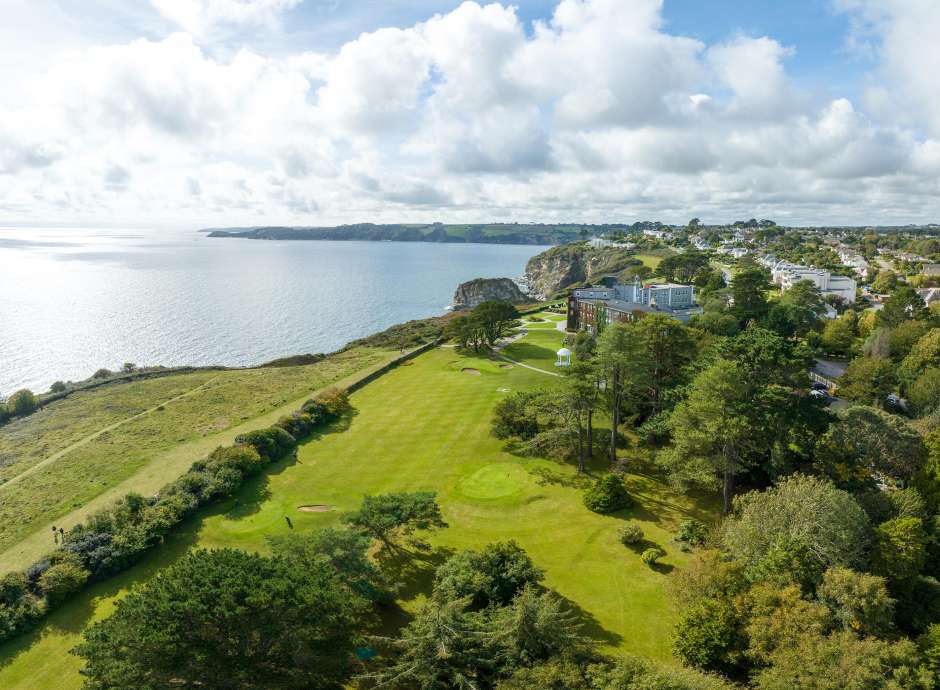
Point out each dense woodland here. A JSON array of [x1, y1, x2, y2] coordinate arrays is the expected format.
[[485, 233, 940, 688]]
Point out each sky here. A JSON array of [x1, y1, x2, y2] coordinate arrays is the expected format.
[[1, 0, 940, 227]]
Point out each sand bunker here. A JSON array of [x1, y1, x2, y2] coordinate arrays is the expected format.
[[462, 368, 481, 375], [499, 364, 514, 369], [297, 504, 333, 513]]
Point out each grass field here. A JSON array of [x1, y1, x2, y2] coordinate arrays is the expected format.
[[636, 253, 665, 271], [0, 335, 716, 688], [0, 348, 393, 570], [501, 327, 568, 370], [525, 311, 566, 323]]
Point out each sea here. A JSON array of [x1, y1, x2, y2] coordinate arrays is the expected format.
[[0, 227, 548, 394]]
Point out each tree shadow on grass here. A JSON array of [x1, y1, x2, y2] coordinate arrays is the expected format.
[[650, 561, 675, 575], [624, 498, 666, 526], [529, 466, 592, 490], [371, 545, 456, 637], [301, 408, 359, 443], [376, 544, 454, 604], [554, 592, 624, 648], [500, 342, 554, 365]]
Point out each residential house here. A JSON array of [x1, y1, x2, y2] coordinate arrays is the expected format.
[[917, 288, 940, 307], [838, 249, 870, 280]]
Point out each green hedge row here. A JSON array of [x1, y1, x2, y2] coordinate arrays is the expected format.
[[0, 388, 350, 644]]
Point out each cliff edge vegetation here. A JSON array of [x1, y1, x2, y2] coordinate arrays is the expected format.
[[525, 243, 671, 298]]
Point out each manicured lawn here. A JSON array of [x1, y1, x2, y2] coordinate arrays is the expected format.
[[525, 311, 566, 322], [0, 348, 393, 569], [0, 343, 716, 688], [501, 327, 568, 371]]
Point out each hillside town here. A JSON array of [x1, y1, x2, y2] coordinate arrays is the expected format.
[[558, 221, 940, 343]]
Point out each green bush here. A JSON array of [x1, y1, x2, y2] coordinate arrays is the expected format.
[[38, 557, 89, 605], [492, 391, 540, 440], [0, 573, 43, 639], [641, 547, 666, 567], [234, 427, 296, 461], [673, 597, 739, 671], [49, 381, 67, 394], [676, 519, 709, 547], [92, 368, 112, 379], [6, 389, 38, 417], [583, 474, 632, 514], [619, 523, 644, 546]]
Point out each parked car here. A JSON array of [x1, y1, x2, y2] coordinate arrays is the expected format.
[[811, 382, 828, 392], [810, 389, 831, 401]]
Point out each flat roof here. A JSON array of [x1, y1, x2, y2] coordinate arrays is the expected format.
[[582, 298, 653, 313]]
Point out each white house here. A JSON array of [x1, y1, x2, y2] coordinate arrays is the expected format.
[[838, 250, 870, 280], [770, 261, 857, 304]]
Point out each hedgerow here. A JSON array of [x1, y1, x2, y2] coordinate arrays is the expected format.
[[0, 387, 351, 644]]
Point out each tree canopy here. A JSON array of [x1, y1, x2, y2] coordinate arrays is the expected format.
[[74, 548, 365, 690]]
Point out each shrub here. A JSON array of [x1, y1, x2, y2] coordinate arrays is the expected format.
[[583, 474, 632, 514], [676, 519, 709, 547], [6, 389, 38, 417], [673, 597, 739, 671], [492, 391, 541, 440], [234, 426, 296, 461], [208, 445, 264, 477], [49, 381, 67, 393], [38, 557, 89, 605], [314, 387, 350, 418], [92, 368, 112, 379], [619, 523, 645, 546], [0, 573, 43, 641], [641, 547, 666, 567]]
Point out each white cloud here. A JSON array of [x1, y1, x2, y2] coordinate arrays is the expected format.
[[708, 36, 798, 117], [150, 0, 303, 34], [2, 0, 940, 226], [836, 0, 940, 138], [510, 0, 704, 128], [314, 26, 431, 134]]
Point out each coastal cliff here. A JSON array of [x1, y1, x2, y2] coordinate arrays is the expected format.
[[452, 278, 529, 310], [524, 244, 653, 298]]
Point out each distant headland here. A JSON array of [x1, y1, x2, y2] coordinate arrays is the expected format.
[[203, 223, 630, 245]]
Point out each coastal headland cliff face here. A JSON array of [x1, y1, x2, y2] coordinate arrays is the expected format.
[[524, 244, 653, 298], [452, 278, 530, 310]]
